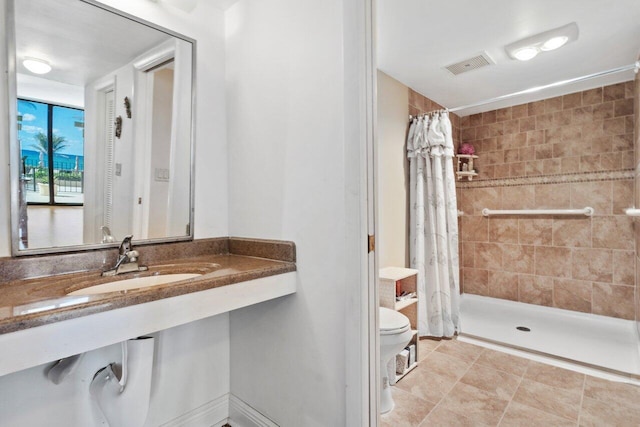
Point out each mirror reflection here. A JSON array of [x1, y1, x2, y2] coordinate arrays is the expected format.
[[11, 0, 194, 254]]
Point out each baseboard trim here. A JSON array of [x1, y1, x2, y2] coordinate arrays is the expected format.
[[228, 394, 278, 427], [160, 393, 229, 427]]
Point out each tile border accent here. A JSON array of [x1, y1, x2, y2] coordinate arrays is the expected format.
[[457, 169, 634, 189]]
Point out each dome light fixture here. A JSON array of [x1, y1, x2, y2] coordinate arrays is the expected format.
[[23, 58, 52, 74], [505, 23, 578, 62], [541, 36, 569, 51], [513, 47, 539, 61]]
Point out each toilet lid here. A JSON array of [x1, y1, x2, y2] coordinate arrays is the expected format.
[[379, 307, 410, 334]]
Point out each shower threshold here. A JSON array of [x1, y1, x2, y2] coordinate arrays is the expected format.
[[459, 294, 640, 384]]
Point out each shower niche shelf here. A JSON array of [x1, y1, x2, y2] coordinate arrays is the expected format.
[[455, 154, 478, 181], [379, 267, 419, 382]]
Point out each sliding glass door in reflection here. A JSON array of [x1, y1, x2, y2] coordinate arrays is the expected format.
[[18, 99, 85, 205]]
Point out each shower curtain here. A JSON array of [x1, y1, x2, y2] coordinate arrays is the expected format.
[[407, 112, 460, 338]]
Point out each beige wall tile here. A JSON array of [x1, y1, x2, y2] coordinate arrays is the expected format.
[[518, 275, 553, 306], [535, 246, 572, 278], [612, 250, 635, 286], [461, 216, 488, 242], [488, 218, 518, 244], [582, 88, 603, 105], [593, 102, 614, 121], [475, 242, 503, 270], [462, 268, 488, 295], [563, 92, 582, 109], [470, 187, 502, 215], [604, 82, 627, 101], [535, 183, 571, 209], [519, 219, 552, 245], [554, 278, 592, 313], [545, 96, 563, 113], [461, 242, 475, 268], [592, 283, 635, 319], [488, 270, 519, 301], [502, 186, 535, 209], [502, 244, 534, 274], [571, 181, 612, 215], [592, 216, 634, 250], [552, 218, 592, 247], [572, 248, 613, 282]]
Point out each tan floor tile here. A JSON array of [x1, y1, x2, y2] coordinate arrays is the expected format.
[[437, 382, 510, 426], [512, 378, 581, 421], [499, 401, 576, 427], [579, 396, 640, 427], [583, 375, 640, 408], [524, 361, 585, 393], [434, 338, 484, 364], [419, 404, 489, 427], [419, 337, 441, 361], [395, 363, 460, 404], [380, 387, 435, 427], [475, 349, 530, 377], [423, 350, 472, 382], [460, 363, 521, 401]]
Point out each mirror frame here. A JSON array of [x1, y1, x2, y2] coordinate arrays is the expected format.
[[6, 0, 197, 256]]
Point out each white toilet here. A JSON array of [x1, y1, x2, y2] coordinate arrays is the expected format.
[[379, 307, 412, 414]]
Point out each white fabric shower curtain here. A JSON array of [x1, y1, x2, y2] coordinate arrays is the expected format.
[[407, 112, 460, 338]]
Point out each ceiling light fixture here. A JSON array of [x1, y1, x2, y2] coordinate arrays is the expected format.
[[505, 23, 578, 61], [513, 47, 539, 61], [23, 58, 52, 74]]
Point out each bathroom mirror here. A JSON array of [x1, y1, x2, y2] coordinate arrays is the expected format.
[[7, 0, 195, 255]]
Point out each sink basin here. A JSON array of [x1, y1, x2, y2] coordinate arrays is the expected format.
[[67, 273, 203, 296]]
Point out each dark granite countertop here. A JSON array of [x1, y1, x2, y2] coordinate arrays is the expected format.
[[0, 237, 296, 335]]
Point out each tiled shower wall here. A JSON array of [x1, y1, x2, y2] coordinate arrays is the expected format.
[[457, 81, 636, 319]]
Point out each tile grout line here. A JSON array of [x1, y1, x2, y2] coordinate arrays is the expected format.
[[576, 374, 587, 426], [496, 358, 532, 426], [418, 345, 484, 425]]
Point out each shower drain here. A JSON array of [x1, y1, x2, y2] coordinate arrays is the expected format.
[[516, 326, 531, 332]]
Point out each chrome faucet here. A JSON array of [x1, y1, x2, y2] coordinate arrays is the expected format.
[[102, 235, 148, 277]]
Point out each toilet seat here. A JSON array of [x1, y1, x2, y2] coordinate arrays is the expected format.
[[380, 307, 411, 335]]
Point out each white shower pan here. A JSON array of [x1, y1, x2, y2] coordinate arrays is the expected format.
[[459, 294, 640, 381]]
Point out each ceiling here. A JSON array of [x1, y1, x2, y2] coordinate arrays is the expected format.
[[377, 0, 640, 116], [15, 0, 175, 87]]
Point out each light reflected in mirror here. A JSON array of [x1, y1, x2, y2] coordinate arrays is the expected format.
[[10, 0, 195, 254]]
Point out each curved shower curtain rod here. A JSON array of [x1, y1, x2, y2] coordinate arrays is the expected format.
[[409, 61, 639, 120]]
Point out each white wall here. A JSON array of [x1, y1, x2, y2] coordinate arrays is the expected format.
[[0, 2, 232, 426], [0, 314, 230, 427], [377, 71, 409, 268], [17, 74, 84, 109], [225, 0, 367, 425]]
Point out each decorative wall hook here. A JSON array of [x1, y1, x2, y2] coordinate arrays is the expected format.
[[115, 116, 122, 139], [124, 96, 131, 118]]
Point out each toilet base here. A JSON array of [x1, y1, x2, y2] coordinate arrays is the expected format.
[[380, 361, 394, 414]]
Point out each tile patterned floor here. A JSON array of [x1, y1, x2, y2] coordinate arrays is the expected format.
[[381, 338, 640, 426]]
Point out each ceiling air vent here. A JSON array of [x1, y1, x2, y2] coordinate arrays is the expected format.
[[445, 52, 494, 76]]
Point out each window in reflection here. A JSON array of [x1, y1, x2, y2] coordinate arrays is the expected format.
[[17, 99, 85, 249]]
